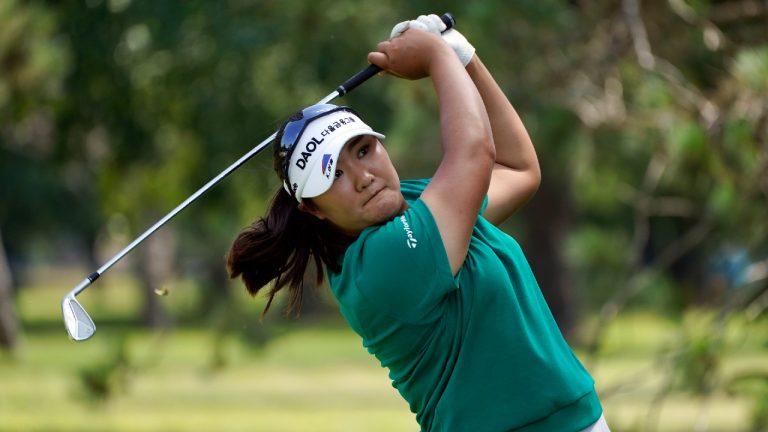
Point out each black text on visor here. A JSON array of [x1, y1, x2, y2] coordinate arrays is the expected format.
[[279, 104, 358, 197]]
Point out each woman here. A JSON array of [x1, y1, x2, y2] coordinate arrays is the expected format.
[[228, 15, 609, 432]]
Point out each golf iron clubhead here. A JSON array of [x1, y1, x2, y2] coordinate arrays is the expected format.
[[62, 294, 96, 341], [60, 13, 456, 341]]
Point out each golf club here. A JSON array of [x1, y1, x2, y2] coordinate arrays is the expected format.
[[62, 13, 456, 341]]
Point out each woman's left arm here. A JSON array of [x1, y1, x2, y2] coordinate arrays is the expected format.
[[466, 56, 541, 225]]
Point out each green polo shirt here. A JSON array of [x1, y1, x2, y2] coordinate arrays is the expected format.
[[328, 179, 601, 431]]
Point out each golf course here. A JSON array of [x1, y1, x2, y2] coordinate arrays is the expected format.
[[2, 267, 767, 431]]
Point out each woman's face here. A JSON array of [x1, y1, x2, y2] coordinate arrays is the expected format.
[[302, 135, 407, 235]]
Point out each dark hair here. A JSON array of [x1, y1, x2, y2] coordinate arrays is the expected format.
[[226, 111, 355, 316]]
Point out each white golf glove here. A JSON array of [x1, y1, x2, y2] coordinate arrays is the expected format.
[[390, 14, 475, 67]]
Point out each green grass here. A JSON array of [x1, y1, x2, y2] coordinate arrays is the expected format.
[[1, 326, 415, 432], [2, 270, 767, 431]]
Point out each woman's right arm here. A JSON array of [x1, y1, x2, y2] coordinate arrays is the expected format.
[[368, 29, 495, 275]]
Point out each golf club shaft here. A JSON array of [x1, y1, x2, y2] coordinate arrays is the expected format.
[[72, 130, 278, 296], [66, 12, 456, 298]]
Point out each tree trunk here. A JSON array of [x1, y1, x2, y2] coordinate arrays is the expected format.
[[523, 177, 577, 340], [137, 227, 175, 329], [0, 229, 20, 351]]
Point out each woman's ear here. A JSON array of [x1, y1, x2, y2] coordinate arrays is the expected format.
[[298, 202, 326, 220]]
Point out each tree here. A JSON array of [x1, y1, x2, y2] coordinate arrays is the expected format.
[[0, 229, 19, 351], [3, 0, 765, 346], [0, 0, 82, 348]]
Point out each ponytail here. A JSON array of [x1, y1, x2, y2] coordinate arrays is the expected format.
[[226, 188, 354, 316], [227, 107, 356, 315]]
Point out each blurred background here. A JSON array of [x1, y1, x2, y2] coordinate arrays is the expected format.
[[1, 0, 767, 431]]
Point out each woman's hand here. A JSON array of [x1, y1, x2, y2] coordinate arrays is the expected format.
[[367, 28, 454, 80], [390, 14, 476, 67]]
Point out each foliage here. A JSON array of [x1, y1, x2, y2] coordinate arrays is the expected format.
[[1, 0, 767, 427], [728, 370, 768, 431]]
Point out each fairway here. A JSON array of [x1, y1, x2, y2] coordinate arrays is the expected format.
[[1, 325, 762, 431], [1, 276, 766, 431], [1, 328, 417, 432]]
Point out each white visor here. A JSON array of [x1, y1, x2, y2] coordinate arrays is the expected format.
[[283, 109, 384, 202]]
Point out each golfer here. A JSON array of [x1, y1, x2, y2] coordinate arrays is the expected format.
[[228, 14, 609, 432]]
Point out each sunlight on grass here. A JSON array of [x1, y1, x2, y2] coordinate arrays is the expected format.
[[3, 273, 767, 431], [0, 325, 414, 432]]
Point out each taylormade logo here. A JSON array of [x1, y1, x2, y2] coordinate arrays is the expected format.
[[400, 215, 418, 249]]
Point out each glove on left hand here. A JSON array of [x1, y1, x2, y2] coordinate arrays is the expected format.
[[390, 14, 475, 66]]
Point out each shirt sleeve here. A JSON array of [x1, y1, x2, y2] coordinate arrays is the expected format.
[[349, 199, 458, 324]]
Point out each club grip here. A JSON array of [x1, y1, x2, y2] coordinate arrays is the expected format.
[[335, 12, 456, 96]]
